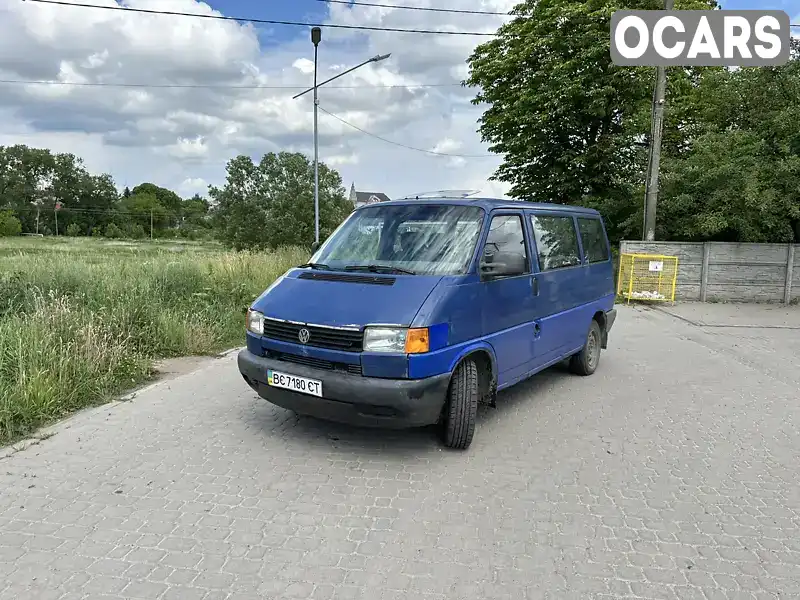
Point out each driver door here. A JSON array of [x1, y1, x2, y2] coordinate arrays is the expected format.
[[479, 212, 538, 387]]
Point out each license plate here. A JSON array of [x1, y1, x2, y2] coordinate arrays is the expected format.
[[266, 370, 322, 397]]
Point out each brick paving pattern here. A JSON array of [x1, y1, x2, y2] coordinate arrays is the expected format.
[[1, 305, 799, 599]]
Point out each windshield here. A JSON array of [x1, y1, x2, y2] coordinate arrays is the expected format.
[[311, 203, 485, 275]]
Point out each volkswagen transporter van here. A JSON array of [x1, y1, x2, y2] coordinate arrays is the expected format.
[[238, 196, 617, 449]]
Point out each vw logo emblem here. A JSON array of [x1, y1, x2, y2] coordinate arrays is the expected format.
[[298, 328, 310, 344]]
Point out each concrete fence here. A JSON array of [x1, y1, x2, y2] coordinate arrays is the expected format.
[[619, 241, 799, 304]]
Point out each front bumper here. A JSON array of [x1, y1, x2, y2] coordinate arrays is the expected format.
[[237, 350, 450, 429]]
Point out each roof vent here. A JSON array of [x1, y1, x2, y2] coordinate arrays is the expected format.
[[397, 189, 481, 200]]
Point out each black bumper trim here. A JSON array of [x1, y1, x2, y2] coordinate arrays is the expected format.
[[602, 308, 617, 349], [237, 350, 450, 429]]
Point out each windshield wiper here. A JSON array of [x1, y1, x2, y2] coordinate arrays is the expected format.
[[345, 264, 416, 276], [297, 262, 332, 271]]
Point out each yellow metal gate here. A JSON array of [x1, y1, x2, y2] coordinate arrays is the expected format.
[[617, 253, 679, 303]]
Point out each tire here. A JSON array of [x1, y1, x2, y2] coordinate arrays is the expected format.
[[570, 320, 602, 376], [441, 359, 479, 450]]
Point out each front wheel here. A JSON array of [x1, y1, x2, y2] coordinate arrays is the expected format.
[[441, 359, 479, 450], [570, 320, 602, 376]]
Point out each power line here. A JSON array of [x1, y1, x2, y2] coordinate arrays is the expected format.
[[318, 106, 495, 158], [24, 0, 497, 36], [313, 0, 511, 16], [0, 78, 465, 91]]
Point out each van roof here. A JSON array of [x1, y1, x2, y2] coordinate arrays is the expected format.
[[360, 197, 601, 216]]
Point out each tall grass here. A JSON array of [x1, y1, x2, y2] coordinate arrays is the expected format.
[[0, 238, 307, 444]]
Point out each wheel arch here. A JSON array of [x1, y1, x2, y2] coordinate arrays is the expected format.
[[447, 343, 497, 405], [592, 309, 609, 349]]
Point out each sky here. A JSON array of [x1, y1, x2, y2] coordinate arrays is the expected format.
[[0, 0, 797, 201]]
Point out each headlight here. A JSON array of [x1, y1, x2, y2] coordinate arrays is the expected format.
[[246, 309, 264, 335], [363, 327, 429, 354]]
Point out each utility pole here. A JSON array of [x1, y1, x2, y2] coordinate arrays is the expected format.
[[150, 208, 153, 240], [35, 204, 40, 234], [643, 0, 674, 242]]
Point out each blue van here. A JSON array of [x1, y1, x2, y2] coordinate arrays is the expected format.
[[238, 196, 616, 449]]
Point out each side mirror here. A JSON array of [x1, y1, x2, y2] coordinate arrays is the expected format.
[[310, 241, 320, 253], [480, 251, 526, 279]]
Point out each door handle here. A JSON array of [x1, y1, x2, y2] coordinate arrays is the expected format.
[[532, 276, 540, 296]]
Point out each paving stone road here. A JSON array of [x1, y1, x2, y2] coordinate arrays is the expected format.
[[1, 304, 799, 600]]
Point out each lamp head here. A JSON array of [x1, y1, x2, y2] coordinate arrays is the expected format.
[[311, 27, 322, 46]]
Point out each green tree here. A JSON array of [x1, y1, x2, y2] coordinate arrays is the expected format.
[[119, 192, 170, 234], [209, 152, 352, 251], [181, 194, 210, 227], [0, 210, 22, 236], [0, 145, 119, 235], [130, 183, 182, 224], [465, 0, 716, 236], [657, 40, 800, 242]]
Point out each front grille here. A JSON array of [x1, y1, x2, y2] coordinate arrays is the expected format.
[[298, 272, 396, 286], [262, 318, 364, 352], [266, 350, 362, 376]]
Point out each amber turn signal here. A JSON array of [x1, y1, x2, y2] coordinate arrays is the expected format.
[[404, 328, 430, 354]]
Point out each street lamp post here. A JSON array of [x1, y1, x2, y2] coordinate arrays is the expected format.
[[311, 27, 321, 246], [293, 29, 390, 244]]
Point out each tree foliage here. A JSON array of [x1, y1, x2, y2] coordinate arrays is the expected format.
[[465, 0, 800, 244], [209, 152, 353, 250]]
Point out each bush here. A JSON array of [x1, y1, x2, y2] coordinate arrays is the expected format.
[[0, 210, 22, 237], [105, 223, 123, 238], [91, 227, 103, 237], [128, 224, 146, 239], [66, 223, 82, 237]]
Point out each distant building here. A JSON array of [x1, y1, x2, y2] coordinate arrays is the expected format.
[[349, 183, 391, 208]]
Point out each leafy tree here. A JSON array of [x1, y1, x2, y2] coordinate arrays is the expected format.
[[66, 223, 81, 237], [0, 210, 21, 236], [209, 152, 352, 251], [0, 145, 120, 235], [130, 183, 182, 224], [657, 39, 800, 242], [119, 192, 170, 234], [181, 194, 210, 227], [465, 0, 716, 234]]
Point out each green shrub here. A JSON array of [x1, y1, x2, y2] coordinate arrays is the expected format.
[[0, 210, 22, 237], [128, 224, 146, 239], [66, 223, 81, 237], [104, 223, 123, 238]]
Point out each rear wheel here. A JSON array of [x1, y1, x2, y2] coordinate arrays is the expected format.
[[441, 359, 479, 450], [570, 320, 602, 376]]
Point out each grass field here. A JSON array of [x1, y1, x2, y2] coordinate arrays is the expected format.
[[0, 236, 307, 445]]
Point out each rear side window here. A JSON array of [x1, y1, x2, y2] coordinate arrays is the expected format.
[[530, 214, 581, 271], [577, 218, 610, 264]]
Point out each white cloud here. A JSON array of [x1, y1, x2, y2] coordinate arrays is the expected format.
[[0, 0, 516, 199]]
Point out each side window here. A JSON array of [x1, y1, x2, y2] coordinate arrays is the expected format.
[[480, 215, 529, 277], [530, 214, 581, 271], [577, 218, 610, 264]]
